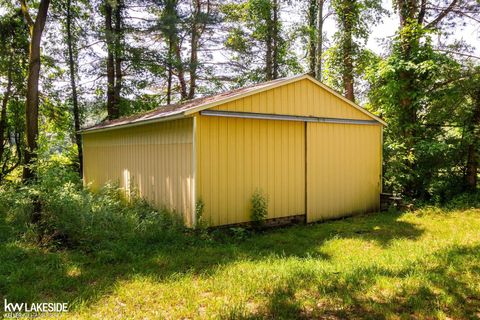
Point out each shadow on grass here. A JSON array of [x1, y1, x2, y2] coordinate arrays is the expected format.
[[322, 210, 424, 247], [225, 244, 480, 319], [0, 210, 427, 315]]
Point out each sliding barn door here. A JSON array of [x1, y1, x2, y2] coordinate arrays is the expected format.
[[197, 115, 306, 226], [306, 123, 382, 222]]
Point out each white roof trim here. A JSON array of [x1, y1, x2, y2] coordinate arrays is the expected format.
[[80, 114, 186, 134]]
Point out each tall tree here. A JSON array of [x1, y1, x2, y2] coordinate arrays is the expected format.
[[307, 0, 317, 76], [156, 0, 216, 102], [103, 0, 124, 119], [386, 0, 478, 196], [0, 54, 14, 182], [463, 67, 480, 191], [0, 11, 27, 182], [113, 0, 124, 113], [222, 0, 300, 84], [104, 0, 116, 119], [271, 0, 279, 79], [306, 0, 329, 80], [19, 0, 51, 181], [366, 0, 480, 198], [188, 0, 211, 99], [158, 0, 187, 103], [327, 0, 383, 101], [337, 0, 355, 100], [261, 0, 280, 80], [65, 0, 83, 174], [315, 0, 326, 80]]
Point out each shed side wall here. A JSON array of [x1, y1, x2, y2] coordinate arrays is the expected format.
[[83, 118, 194, 226]]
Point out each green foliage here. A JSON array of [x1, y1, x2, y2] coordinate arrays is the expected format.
[[0, 10, 29, 181], [323, 0, 385, 96], [195, 198, 205, 222], [194, 198, 210, 232], [443, 192, 480, 210], [221, 0, 302, 84], [366, 22, 475, 200], [229, 227, 249, 241], [0, 159, 185, 252], [250, 189, 268, 226]]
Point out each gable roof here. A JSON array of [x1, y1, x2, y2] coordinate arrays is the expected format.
[[81, 74, 386, 134]]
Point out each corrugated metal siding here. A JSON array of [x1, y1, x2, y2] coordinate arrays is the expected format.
[[306, 123, 382, 222], [196, 115, 305, 226], [83, 118, 194, 226], [211, 79, 372, 121]]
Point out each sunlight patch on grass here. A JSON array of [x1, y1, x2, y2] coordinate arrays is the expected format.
[[3, 208, 480, 319]]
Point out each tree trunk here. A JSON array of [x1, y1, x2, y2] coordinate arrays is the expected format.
[[167, 65, 173, 104], [188, 30, 198, 99], [66, 0, 83, 175], [307, 0, 317, 76], [465, 88, 480, 191], [21, 0, 51, 182], [315, 0, 324, 81], [465, 145, 478, 191], [188, 0, 201, 99], [167, 34, 173, 104], [398, 0, 418, 27], [104, 1, 117, 119], [114, 0, 123, 111], [173, 40, 188, 99], [397, 1, 420, 195], [265, 32, 273, 80], [0, 64, 12, 182], [342, 0, 355, 101], [271, 0, 279, 79], [265, 7, 273, 81]]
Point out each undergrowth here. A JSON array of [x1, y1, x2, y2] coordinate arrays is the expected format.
[[0, 161, 186, 255]]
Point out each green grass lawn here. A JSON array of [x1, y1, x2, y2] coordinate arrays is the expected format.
[[1, 207, 480, 319]]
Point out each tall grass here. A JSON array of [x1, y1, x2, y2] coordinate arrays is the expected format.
[[0, 161, 185, 254]]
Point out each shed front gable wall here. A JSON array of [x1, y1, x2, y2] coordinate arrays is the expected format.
[[83, 118, 195, 226], [194, 78, 382, 226], [210, 78, 373, 121]]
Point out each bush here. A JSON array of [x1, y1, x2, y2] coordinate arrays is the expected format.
[[194, 198, 207, 228], [250, 189, 268, 227], [444, 192, 480, 210], [0, 160, 186, 252]]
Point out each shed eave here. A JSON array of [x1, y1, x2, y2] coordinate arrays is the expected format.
[[200, 110, 381, 125], [78, 113, 187, 135]]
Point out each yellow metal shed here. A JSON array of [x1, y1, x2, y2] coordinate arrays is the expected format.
[[81, 74, 386, 227]]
